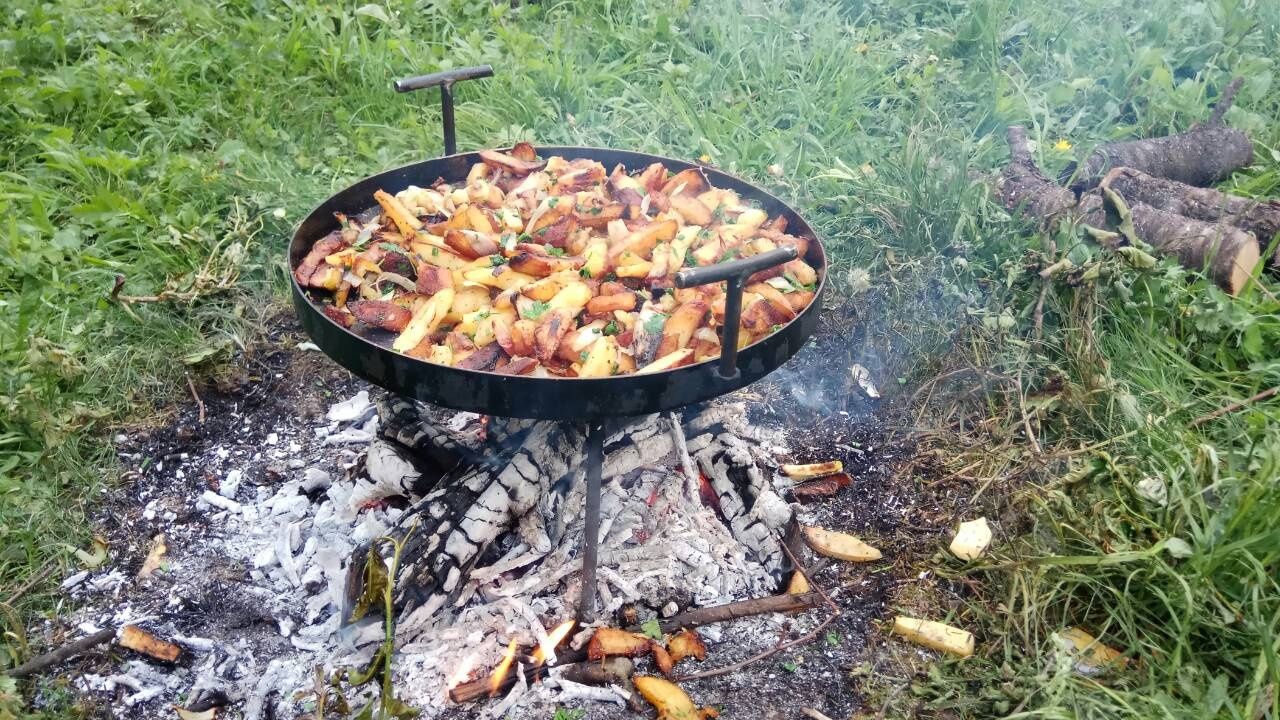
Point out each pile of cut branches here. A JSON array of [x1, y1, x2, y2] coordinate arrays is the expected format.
[[997, 77, 1279, 294]]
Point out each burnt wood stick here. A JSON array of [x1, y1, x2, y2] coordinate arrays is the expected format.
[[1102, 166, 1280, 265], [8, 627, 116, 678]]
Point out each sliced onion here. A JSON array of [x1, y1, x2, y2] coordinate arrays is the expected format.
[[342, 271, 364, 288], [378, 271, 417, 293], [765, 276, 796, 292]]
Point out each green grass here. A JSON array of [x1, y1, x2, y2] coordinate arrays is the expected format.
[[2, 0, 1279, 717]]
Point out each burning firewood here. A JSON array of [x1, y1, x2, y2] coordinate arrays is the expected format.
[[633, 676, 719, 720], [801, 525, 882, 562], [891, 616, 975, 658], [781, 460, 843, 479]]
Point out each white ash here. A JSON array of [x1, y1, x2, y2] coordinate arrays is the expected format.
[[55, 390, 804, 720]]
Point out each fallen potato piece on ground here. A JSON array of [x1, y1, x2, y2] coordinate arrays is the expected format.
[[633, 676, 719, 720], [782, 461, 843, 479], [802, 525, 882, 561], [666, 629, 707, 665], [586, 627, 651, 660], [651, 640, 674, 675], [787, 570, 811, 595], [949, 517, 993, 561], [792, 477, 843, 502], [1055, 627, 1127, 675], [891, 616, 974, 658], [118, 625, 181, 662]]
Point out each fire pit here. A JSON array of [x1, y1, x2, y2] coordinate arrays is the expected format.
[[288, 65, 829, 625]]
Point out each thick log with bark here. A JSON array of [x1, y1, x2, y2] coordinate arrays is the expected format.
[[998, 126, 1261, 294], [1102, 167, 1280, 264], [1064, 78, 1253, 191]]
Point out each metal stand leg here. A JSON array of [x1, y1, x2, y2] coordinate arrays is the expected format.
[[577, 422, 605, 622]]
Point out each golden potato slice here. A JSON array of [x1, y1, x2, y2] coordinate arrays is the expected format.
[[670, 194, 713, 225], [578, 336, 621, 377], [509, 250, 582, 277], [547, 282, 592, 313], [585, 292, 637, 317], [783, 461, 843, 479], [586, 627, 651, 661], [891, 616, 975, 658], [633, 676, 718, 720], [392, 288, 454, 353], [655, 300, 709, 359], [443, 229, 499, 259], [787, 570, 810, 595], [801, 525, 881, 562], [462, 265, 535, 291], [520, 273, 575, 302], [746, 282, 797, 322], [581, 239, 609, 279], [661, 168, 710, 197], [612, 219, 679, 260], [373, 189, 422, 238], [638, 348, 695, 374], [478, 149, 547, 176]]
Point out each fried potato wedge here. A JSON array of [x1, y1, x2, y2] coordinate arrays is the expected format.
[[586, 627, 651, 661], [348, 300, 412, 332], [585, 292, 637, 316], [638, 348, 695, 374], [478, 149, 547, 176], [633, 676, 718, 720], [891, 616, 975, 658], [782, 461, 843, 479], [393, 289, 454, 353], [670, 194, 713, 225], [533, 308, 577, 361], [661, 168, 710, 197], [373, 189, 423, 237], [666, 630, 707, 665], [801, 525, 882, 562], [655, 300, 708, 359]]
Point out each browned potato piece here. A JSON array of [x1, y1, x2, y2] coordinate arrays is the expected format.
[[510, 141, 538, 162], [520, 273, 575, 302], [509, 249, 583, 277], [655, 300, 708, 358], [638, 348, 695, 374], [510, 319, 538, 358], [585, 292, 637, 316], [587, 628, 652, 661], [416, 265, 454, 295], [787, 289, 816, 312], [689, 326, 721, 360], [494, 356, 539, 375], [464, 206, 495, 234], [538, 214, 579, 249], [348, 300, 412, 332], [636, 162, 667, 192], [443, 229, 499, 260], [612, 219, 679, 261], [666, 630, 708, 665], [478, 149, 547, 175], [533, 308, 577, 361], [783, 258, 817, 286], [373, 189, 423, 237], [746, 282, 797, 322], [456, 342, 502, 371], [670, 194, 713, 225], [576, 202, 627, 229], [661, 168, 710, 197], [633, 676, 718, 720], [651, 640, 674, 676]]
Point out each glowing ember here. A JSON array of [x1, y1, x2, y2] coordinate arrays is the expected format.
[[446, 650, 480, 690], [532, 620, 576, 665], [488, 638, 518, 697], [698, 472, 722, 515]]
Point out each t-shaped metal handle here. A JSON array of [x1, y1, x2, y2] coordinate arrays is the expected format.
[[675, 245, 798, 381], [394, 65, 494, 156]]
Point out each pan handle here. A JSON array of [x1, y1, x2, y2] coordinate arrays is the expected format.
[[394, 65, 494, 156], [674, 245, 798, 381]]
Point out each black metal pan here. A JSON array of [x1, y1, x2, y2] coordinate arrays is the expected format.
[[288, 71, 827, 422]]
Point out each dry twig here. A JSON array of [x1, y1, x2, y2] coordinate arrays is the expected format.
[[8, 627, 116, 678], [1189, 386, 1279, 427], [186, 373, 206, 424]]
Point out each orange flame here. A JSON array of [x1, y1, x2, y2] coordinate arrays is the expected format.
[[488, 638, 518, 697], [532, 620, 576, 665]]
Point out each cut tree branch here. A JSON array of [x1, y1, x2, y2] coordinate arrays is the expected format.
[[8, 627, 116, 678]]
